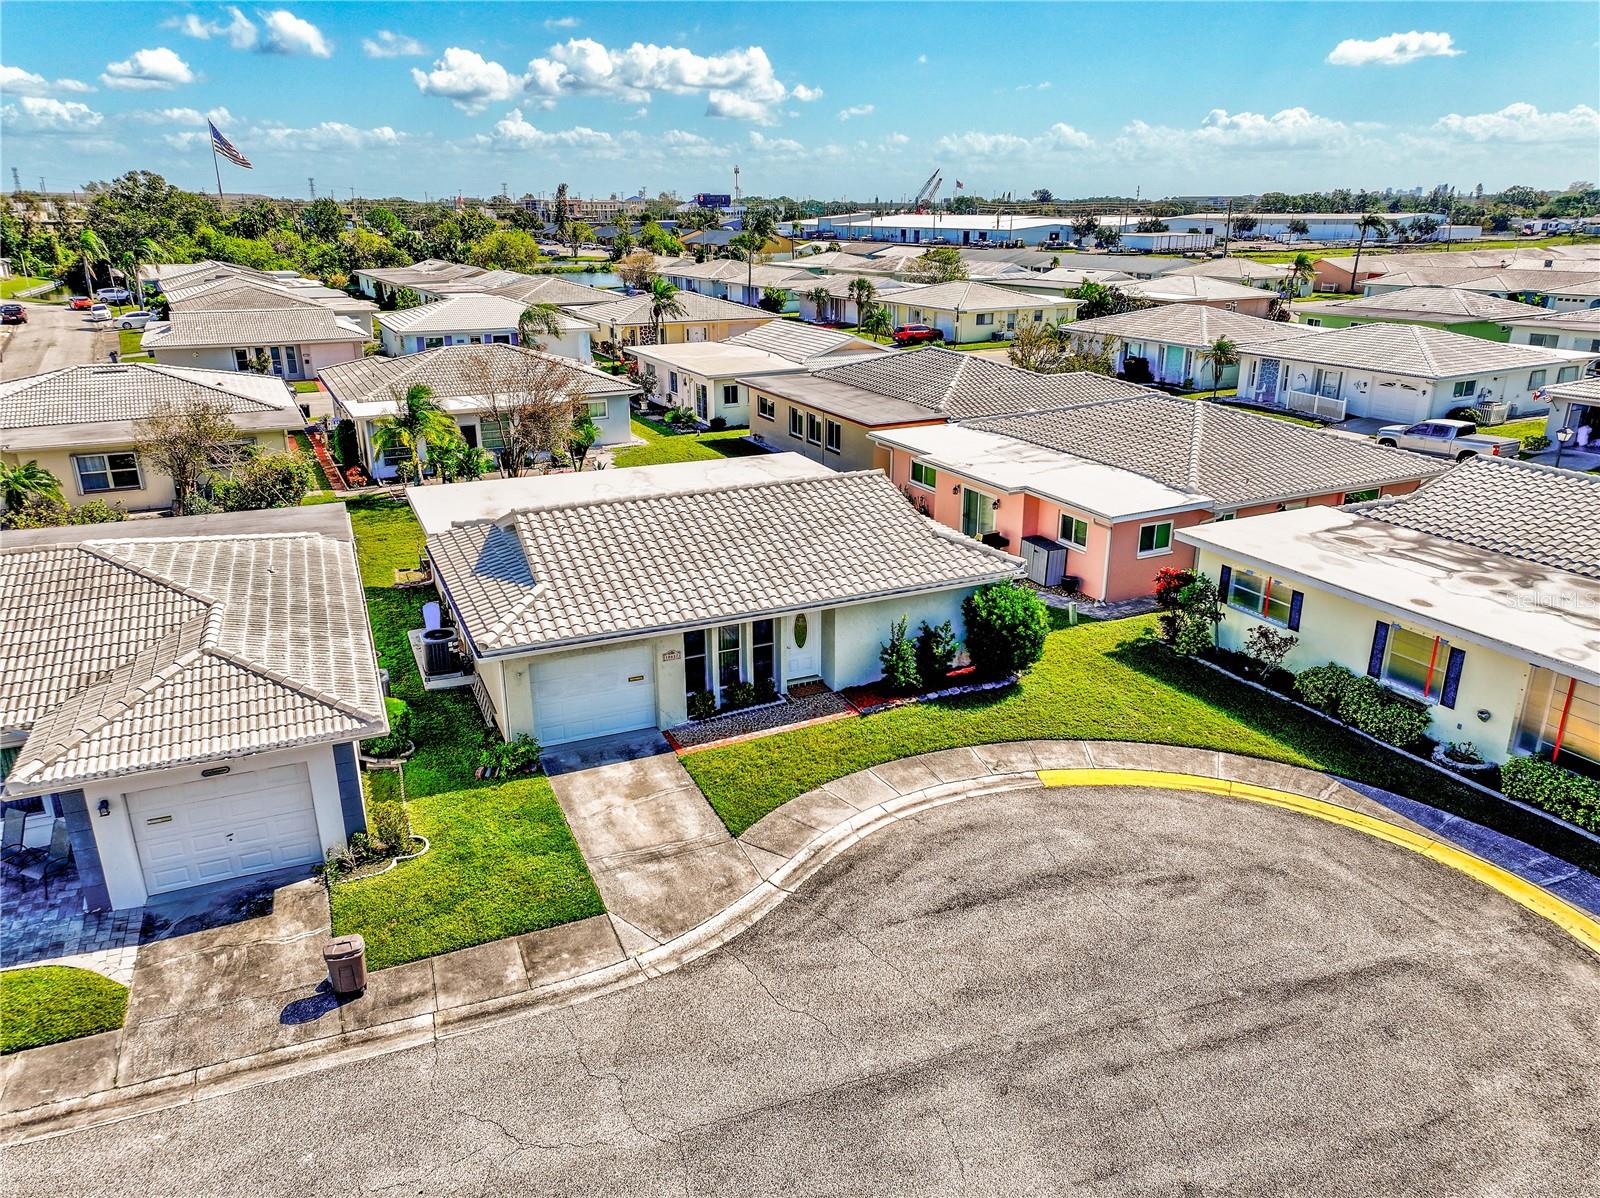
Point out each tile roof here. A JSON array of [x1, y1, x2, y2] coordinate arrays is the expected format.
[[725, 321, 884, 361], [1241, 321, 1593, 377], [577, 290, 775, 326], [428, 468, 1019, 654], [485, 275, 621, 306], [966, 394, 1443, 507], [318, 342, 630, 412], [356, 261, 486, 287], [142, 308, 368, 349], [1294, 286, 1552, 323], [798, 273, 923, 298], [0, 515, 385, 794], [1165, 258, 1292, 282], [1355, 456, 1600, 579], [1123, 275, 1270, 302], [882, 279, 1077, 311], [1509, 307, 1600, 331], [1372, 268, 1600, 295], [1066, 304, 1308, 348], [167, 281, 324, 312], [377, 292, 588, 334]]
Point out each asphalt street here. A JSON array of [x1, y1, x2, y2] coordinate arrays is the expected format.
[[0, 301, 114, 379], [6, 783, 1597, 1196]]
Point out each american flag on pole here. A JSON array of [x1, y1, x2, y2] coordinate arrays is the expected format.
[[209, 121, 252, 169], [955, 180, 965, 190]]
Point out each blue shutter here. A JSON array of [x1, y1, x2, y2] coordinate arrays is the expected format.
[[1287, 590, 1304, 631], [1439, 646, 1467, 709], [1218, 564, 1232, 603], [1367, 621, 1389, 678]]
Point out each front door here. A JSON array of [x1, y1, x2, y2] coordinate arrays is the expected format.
[[786, 610, 821, 681], [1163, 343, 1187, 382], [962, 488, 995, 539]]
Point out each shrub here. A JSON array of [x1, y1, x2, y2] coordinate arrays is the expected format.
[[0, 494, 127, 530], [213, 451, 315, 511], [664, 405, 697, 429], [360, 697, 412, 758], [709, 416, 727, 431], [754, 675, 780, 705], [1243, 625, 1299, 680], [496, 733, 542, 775], [368, 800, 413, 856], [720, 679, 758, 711], [1522, 434, 1551, 454], [332, 419, 361, 466], [963, 582, 1049, 678], [687, 689, 716, 721], [71, 499, 128, 525], [879, 617, 922, 694], [1500, 758, 1600, 833], [1447, 404, 1486, 424], [1336, 676, 1432, 748], [914, 619, 960, 686], [1294, 663, 1356, 714]]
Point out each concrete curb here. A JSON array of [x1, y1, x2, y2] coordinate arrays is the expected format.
[[5, 740, 1595, 1145]]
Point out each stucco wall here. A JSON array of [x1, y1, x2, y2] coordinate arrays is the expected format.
[[824, 587, 981, 690], [154, 342, 363, 381], [881, 299, 1060, 344], [4, 432, 291, 514], [747, 388, 920, 471]]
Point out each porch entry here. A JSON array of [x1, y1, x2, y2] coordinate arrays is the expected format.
[[1162, 343, 1188, 382], [684, 618, 780, 705]]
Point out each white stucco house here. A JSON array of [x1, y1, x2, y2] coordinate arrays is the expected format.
[[376, 293, 595, 363], [142, 308, 369, 381], [1505, 307, 1600, 355], [1177, 457, 1599, 769], [417, 455, 1020, 746], [164, 274, 379, 336], [320, 343, 635, 482], [0, 505, 386, 911], [1064, 304, 1312, 390], [875, 280, 1080, 343]]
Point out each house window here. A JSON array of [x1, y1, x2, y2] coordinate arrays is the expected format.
[[1227, 570, 1292, 626], [1452, 380, 1476, 398], [910, 461, 937, 489], [1033, 310, 1044, 321], [1312, 367, 1342, 397], [1303, 318, 1323, 327], [232, 347, 252, 370], [757, 395, 776, 421], [1529, 369, 1547, 390], [975, 312, 994, 326], [824, 419, 842, 454], [1137, 521, 1173, 556], [717, 624, 742, 690], [479, 420, 507, 451], [74, 452, 142, 493], [961, 488, 995, 538], [789, 407, 804, 438], [424, 336, 445, 349], [723, 384, 739, 406], [751, 619, 775, 691], [806, 412, 823, 445], [1059, 515, 1088, 549], [585, 401, 608, 421], [284, 345, 300, 376], [1527, 333, 1558, 348], [490, 334, 513, 344], [1383, 626, 1449, 700], [1556, 365, 1578, 383], [1342, 488, 1380, 504], [669, 371, 679, 393], [1213, 511, 1236, 522], [683, 629, 709, 698], [268, 346, 284, 376], [695, 383, 708, 405]]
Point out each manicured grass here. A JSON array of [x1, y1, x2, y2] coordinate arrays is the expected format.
[[292, 380, 321, 394], [1489, 416, 1548, 442], [346, 495, 428, 587], [0, 966, 128, 1054], [116, 329, 152, 360], [0, 275, 56, 300], [288, 432, 330, 494], [681, 613, 1599, 872], [1169, 389, 1323, 427], [612, 417, 767, 468]]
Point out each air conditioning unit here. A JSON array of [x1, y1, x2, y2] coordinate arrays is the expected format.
[[1021, 535, 1067, 587]]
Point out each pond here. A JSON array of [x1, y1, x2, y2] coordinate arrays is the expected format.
[[560, 270, 622, 289]]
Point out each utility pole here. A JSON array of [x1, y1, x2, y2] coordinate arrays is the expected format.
[[1221, 197, 1233, 258], [10, 167, 19, 193], [308, 176, 316, 200]]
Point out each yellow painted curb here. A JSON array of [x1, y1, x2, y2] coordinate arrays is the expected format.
[[1038, 768, 1600, 957]]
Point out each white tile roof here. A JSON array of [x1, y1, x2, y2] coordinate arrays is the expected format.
[[725, 321, 885, 362], [883, 279, 1078, 312], [1067, 304, 1308, 348], [0, 512, 385, 795], [142, 308, 368, 350], [1240, 321, 1595, 377], [378, 293, 588, 334], [1295, 286, 1552, 323], [1123, 275, 1270, 303], [428, 467, 1019, 654], [577, 290, 776, 326], [1506, 307, 1600, 332], [485, 275, 619, 307]]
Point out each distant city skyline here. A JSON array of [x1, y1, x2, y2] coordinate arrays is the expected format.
[[2, 2, 1595, 202]]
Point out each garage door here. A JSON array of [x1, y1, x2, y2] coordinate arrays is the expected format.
[[128, 763, 321, 896], [532, 643, 656, 746], [1366, 377, 1426, 422]]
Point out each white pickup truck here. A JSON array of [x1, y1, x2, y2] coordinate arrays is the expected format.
[[1375, 419, 1522, 461]]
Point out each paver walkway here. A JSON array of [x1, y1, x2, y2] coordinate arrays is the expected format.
[[543, 730, 763, 944]]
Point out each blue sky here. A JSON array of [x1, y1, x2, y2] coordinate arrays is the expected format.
[[2, 2, 1596, 202]]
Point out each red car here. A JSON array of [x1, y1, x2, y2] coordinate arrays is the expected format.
[[892, 324, 942, 346], [68, 296, 94, 310]]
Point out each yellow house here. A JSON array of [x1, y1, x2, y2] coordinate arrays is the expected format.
[[877, 280, 1079, 344], [577, 290, 778, 354], [1, 363, 303, 514], [681, 227, 799, 256]]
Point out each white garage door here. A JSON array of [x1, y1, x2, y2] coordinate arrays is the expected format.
[[1366, 377, 1426, 423], [128, 763, 321, 896], [532, 643, 656, 746]]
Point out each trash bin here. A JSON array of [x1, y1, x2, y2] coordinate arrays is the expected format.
[[323, 934, 367, 996]]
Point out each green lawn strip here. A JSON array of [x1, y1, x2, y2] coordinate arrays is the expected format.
[[288, 432, 330, 493], [345, 495, 428, 587], [682, 613, 1598, 871], [1232, 236, 1597, 264], [1490, 416, 1548, 441], [0, 966, 128, 1054], [0, 275, 57, 300], [292, 380, 321, 393], [612, 418, 766, 468], [328, 774, 604, 970], [116, 329, 152, 360]]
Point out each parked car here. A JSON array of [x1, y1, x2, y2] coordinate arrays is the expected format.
[[1376, 419, 1522, 461], [68, 295, 94, 310], [893, 324, 942, 346], [85, 303, 113, 322], [116, 310, 153, 329], [95, 287, 133, 303], [0, 303, 26, 324]]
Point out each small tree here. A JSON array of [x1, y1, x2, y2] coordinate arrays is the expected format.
[[517, 302, 566, 350], [646, 275, 686, 344], [962, 582, 1049, 678], [914, 620, 960, 686], [759, 286, 791, 312], [804, 285, 833, 321], [465, 350, 587, 476], [1348, 213, 1390, 292], [1196, 336, 1239, 399], [846, 276, 876, 321], [133, 398, 247, 515], [1242, 625, 1299, 682], [1070, 215, 1101, 246], [905, 246, 967, 284], [1286, 218, 1311, 240], [371, 383, 460, 481], [213, 451, 315, 511], [0, 460, 62, 511], [859, 300, 893, 340], [567, 412, 600, 470], [616, 249, 658, 291], [879, 617, 922, 694]]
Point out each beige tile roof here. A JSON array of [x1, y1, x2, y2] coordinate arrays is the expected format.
[[428, 469, 1019, 654], [319, 342, 630, 413], [1510, 307, 1600, 331], [1294, 286, 1552, 323], [1241, 321, 1593, 377], [578, 290, 775, 326], [0, 518, 385, 794], [378, 293, 588, 334], [968, 395, 1442, 507], [167, 281, 324, 312], [142, 308, 368, 349], [1067, 304, 1308, 348], [883, 279, 1077, 311], [485, 275, 619, 307], [1123, 275, 1270, 303], [726, 321, 884, 362]]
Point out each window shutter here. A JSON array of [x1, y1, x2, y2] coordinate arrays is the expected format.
[[1366, 621, 1389, 678], [1218, 564, 1232, 600], [1287, 590, 1304, 631], [1439, 646, 1467, 709]]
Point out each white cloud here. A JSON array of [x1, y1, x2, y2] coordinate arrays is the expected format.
[[412, 48, 525, 112], [2, 94, 103, 131], [261, 10, 331, 57], [748, 130, 803, 154], [1434, 102, 1600, 143], [362, 30, 427, 58], [1014, 81, 1052, 92], [884, 131, 910, 146], [544, 16, 580, 29], [127, 104, 234, 126], [837, 103, 874, 121], [100, 47, 195, 90], [705, 91, 778, 123], [935, 121, 1093, 158], [1327, 30, 1460, 67], [0, 64, 93, 96], [172, 7, 258, 50], [1190, 106, 1352, 147], [478, 107, 619, 154], [790, 84, 823, 102], [256, 121, 401, 150], [1040, 121, 1091, 149]]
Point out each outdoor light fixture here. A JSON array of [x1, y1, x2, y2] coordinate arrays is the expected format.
[[97, 799, 111, 817], [951, 483, 961, 495], [1555, 425, 1576, 469], [992, 497, 1002, 510], [1477, 709, 1492, 723]]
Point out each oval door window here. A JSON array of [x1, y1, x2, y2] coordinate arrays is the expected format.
[[793, 614, 808, 648]]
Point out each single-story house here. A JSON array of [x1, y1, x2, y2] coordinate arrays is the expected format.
[[1505, 307, 1600, 354], [1313, 256, 1392, 294], [1165, 257, 1302, 294], [988, 267, 1136, 296], [142, 308, 369, 381], [0, 363, 304, 514], [1178, 457, 1599, 768], [1543, 375, 1600, 452], [164, 275, 379, 335], [742, 345, 1149, 471], [376, 293, 594, 362], [657, 259, 815, 310], [483, 274, 619, 309], [420, 455, 1020, 745], [0, 504, 386, 911], [624, 322, 886, 424], [1121, 275, 1278, 317], [320, 343, 634, 481], [874, 280, 1081, 343], [1364, 268, 1600, 311], [866, 394, 1439, 601], [1236, 322, 1597, 423], [579, 290, 776, 352], [353, 259, 488, 302], [1293, 286, 1551, 341], [680, 227, 799, 255], [794, 274, 924, 325], [1064, 305, 1311, 389]]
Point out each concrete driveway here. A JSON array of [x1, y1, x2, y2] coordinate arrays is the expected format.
[[0, 301, 114, 379], [7, 780, 1595, 1196]]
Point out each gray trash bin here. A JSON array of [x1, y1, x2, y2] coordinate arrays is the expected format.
[[324, 934, 367, 996]]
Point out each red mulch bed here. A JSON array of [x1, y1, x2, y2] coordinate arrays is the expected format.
[[840, 666, 978, 712]]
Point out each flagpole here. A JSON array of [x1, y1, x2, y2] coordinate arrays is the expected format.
[[212, 138, 225, 206]]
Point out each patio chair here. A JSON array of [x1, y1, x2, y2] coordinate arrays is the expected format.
[[13, 819, 71, 898], [0, 806, 33, 867]]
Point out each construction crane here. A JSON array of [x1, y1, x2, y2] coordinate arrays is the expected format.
[[912, 169, 943, 213]]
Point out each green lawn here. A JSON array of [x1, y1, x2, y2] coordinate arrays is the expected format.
[[612, 417, 767, 468], [116, 329, 152, 361], [0, 275, 56, 300], [1, 966, 128, 1054], [1234, 235, 1598, 264], [346, 494, 429, 587], [289, 432, 330, 494], [1170, 390, 1323, 427], [1490, 416, 1548, 442], [681, 613, 1599, 872], [292, 380, 321, 394]]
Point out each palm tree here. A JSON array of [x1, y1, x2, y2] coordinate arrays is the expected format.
[[78, 227, 110, 294], [645, 276, 685, 345], [1197, 337, 1239, 400], [859, 300, 893, 342], [371, 384, 461, 483], [736, 208, 780, 295], [0, 460, 62, 511], [847, 276, 876, 323], [127, 236, 164, 306], [568, 412, 600, 470], [1347, 213, 1390, 293], [1286, 219, 1310, 241], [804, 285, 832, 323], [1284, 251, 1316, 300], [517, 302, 566, 349]]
